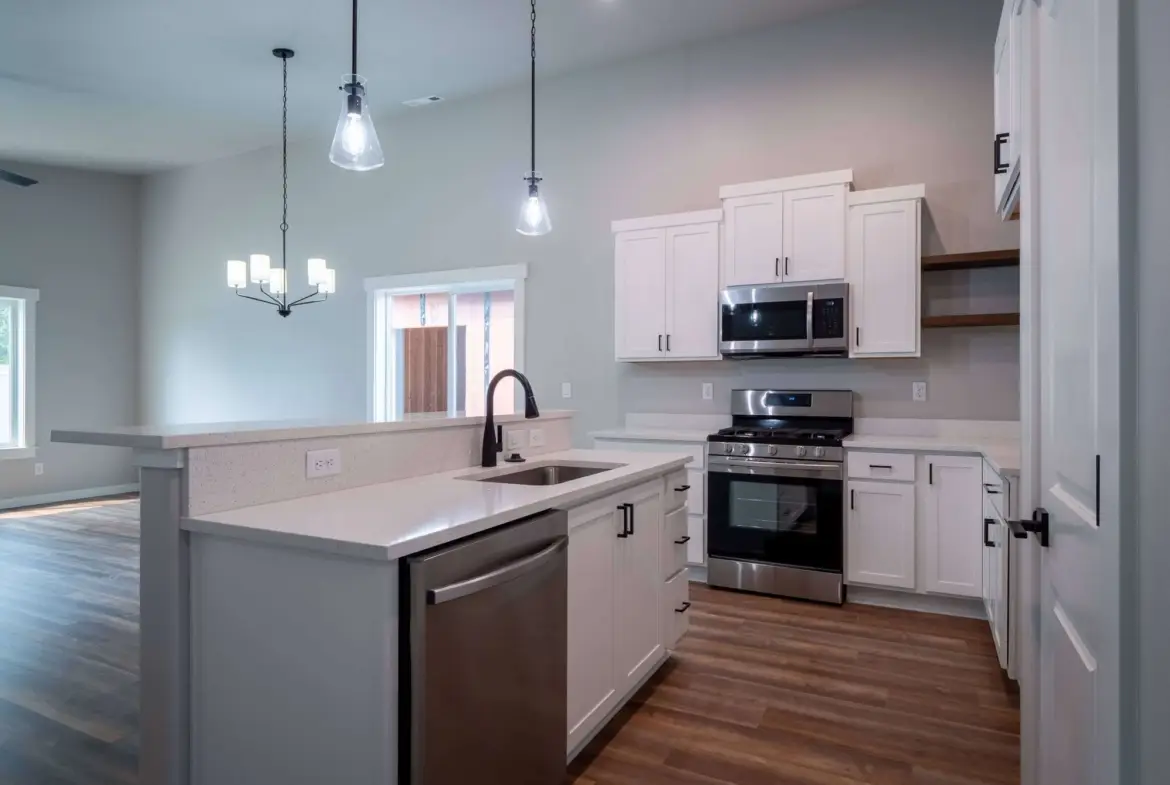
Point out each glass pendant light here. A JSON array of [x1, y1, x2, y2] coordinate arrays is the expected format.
[[516, 0, 551, 236], [330, 0, 384, 171]]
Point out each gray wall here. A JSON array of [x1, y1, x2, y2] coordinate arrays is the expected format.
[[0, 162, 140, 503], [140, 0, 1020, 441]]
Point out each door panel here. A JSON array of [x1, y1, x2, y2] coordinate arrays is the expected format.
[[722, 195, 783, 287], [783, 185, 846, 282], [922, 455, 983, 598], [846, 481, 915, 589], [848, 200, 920, 357], [665, 223, 720, 359], [614, 229, 667, 360], [616, 488, 663, 691]]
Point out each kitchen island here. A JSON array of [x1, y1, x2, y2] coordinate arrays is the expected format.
[[52, 413, 692, 785]]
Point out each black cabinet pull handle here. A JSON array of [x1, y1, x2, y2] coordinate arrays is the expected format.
[[869, 464, 893, 470], [994, 132, 1010, 174], [775, 257, 780, 277], [929, 463, 933, 484], [784, 257, 790, 276], [657, 334, 662, 352], [666, 334, 671, 351], [627, 502, 635, 536], [674, 601, 692, 614], [616, 505, 628, 538], [675, 485, 691, 492], [674, 535, 691, 545], [856, 326, 860, 346], [850, 489, 855, 510], [984, 518, 996, 548]]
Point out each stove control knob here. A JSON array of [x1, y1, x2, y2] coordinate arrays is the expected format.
[[768, 445, 779, 456], [814, 446, 826, 458], [795, 445, 807, 457], [739, 444, 751, 455], [724, 443, 734, 454]]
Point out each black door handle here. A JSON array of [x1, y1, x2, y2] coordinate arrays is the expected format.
[[984, 518, 997, 548], [984, 484, 1003, 494], [616, 505, 628, 538], [675, 485, 691, 492], [674, 602, 692, 614], [674, 535, 691, 545], [994, 132, 1010, 174], [1008, 508, 1050, 547]]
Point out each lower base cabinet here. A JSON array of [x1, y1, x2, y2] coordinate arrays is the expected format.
[[846, 480, 916, 589], [922, 454, 984, 598]]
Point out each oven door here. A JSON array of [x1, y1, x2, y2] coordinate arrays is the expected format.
[[706, 456, 844, 572]]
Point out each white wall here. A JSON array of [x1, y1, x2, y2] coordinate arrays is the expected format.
[[140, 0, 1020, 441], [0, 161, 140, 503]]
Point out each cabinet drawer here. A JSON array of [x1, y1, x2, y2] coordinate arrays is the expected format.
[[662, 507, 688, 580], [666, 470, 689, 512], [982, 460, 1006, 517], [847, 451, 916, 482], [663, 568, 690, 650]]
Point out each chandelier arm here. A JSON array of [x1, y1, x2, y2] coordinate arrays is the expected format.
[[254, 283, 286, 306], [236, 290, 286, 307], [286, 290, 328, 308]]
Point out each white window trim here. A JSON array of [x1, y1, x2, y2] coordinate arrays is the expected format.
[[364, 265, 527, 420], [0, 285, 39, 461]]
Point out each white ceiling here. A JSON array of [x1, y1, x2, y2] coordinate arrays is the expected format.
[[0, 0, 874, 173]]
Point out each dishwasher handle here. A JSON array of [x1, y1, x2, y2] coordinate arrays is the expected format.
[[427, 536, 567, 605]]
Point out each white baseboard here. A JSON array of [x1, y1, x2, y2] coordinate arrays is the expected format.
[[0, 483, 139, 512], [846, 584, 986, 619], [687, 564, 707, 583]]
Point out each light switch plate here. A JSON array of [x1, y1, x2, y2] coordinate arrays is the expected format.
[[702, 383, 714, 401], [561, 382, 572, 399], [529, 428, 545, 448], [913, 382, 928, 402], [506, 429, 525, 450], [34, 463, 44, 476], [306, 448, 342, 479]]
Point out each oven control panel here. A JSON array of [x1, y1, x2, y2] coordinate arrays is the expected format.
[[708, 441, 844, 463]]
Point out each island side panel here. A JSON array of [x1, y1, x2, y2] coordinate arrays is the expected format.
[[189, 533, 399, 785]]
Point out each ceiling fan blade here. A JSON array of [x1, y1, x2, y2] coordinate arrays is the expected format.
[[0, 169, 38, 187]]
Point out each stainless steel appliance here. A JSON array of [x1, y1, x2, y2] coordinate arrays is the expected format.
[[402, 509, 568, 785], [706, 390, 853, 604], [719, 282, 848, 358]]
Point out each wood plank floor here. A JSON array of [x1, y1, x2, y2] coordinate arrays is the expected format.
[[569, 584, 1019, 785], [0, 498, 1018, 785], [0, 497, 140, 785]]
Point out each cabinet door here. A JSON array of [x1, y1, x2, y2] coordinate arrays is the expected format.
[[991, 512, 1010, 669], [664, 223, 720, 360], [993, 3, 1013, 212], [722, 194, 783, 287], [662, 568, 690, 651], [614, 229, 667, 360], [782, 185, 847, 282], [922, 455, 984, 598], [615, 485, 664, 693], [982, 492, 996, 623], [847, 199, 921, 358], [567, 504, 620, 752], [846, 480, 916, 589]]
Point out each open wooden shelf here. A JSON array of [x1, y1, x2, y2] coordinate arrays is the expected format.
[[922, 249, 1020, 271], [922, 313, 1020, 329]]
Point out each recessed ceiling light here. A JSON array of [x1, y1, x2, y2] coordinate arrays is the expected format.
[[402, 95, 444, 107]]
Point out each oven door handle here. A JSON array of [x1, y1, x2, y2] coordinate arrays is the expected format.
[[708, 457, 842, 481]]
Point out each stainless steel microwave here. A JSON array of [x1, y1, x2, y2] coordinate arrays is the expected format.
[[719, 282, 849, 358]]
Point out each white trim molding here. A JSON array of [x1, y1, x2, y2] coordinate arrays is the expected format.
[[719, 169, 855, 200], [848, 184, 927, 206], [610, 209, 723, 234], [363, 264, 528, 294], [0, 483, 139, 513], [0, 285, 39, 460]]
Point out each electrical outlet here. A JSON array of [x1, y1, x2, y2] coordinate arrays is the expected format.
[[506, 429, 525, 451], [561, 382, 572, 399], [34, 463, 44, 476], [305, 448, 342, 479], [913, 382, 928, 402], [702, 383, 714, 401], [529, 428, 546, 448]]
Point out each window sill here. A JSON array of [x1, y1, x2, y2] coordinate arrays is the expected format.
[[0, 447, 37, 461]]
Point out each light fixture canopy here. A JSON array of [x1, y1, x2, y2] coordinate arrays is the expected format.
[[516, 0, 551, 236], [225, 48, 335, 318], [330, 0, 385, 171]]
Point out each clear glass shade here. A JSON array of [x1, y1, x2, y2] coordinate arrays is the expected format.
[[329, 77, 384, 172], [516, 176, 552, 236]]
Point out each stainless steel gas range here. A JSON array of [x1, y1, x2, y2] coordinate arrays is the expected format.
[[705, 389, 853, 605]]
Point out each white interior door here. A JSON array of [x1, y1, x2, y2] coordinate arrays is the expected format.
[[1026, 0, 1122, 782], [665, 223, 720, 359]]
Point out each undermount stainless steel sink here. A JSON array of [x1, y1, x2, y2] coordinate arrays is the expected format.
[[471, 463, 624, 486]]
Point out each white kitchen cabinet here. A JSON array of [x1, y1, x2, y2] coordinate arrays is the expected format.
[[993, 0, 1024, 218], [783, 185, 847, 283], [922, 454, 984, 598], [615, 484, 664, 691], [612, 210, 721, 362], [567, 502, 620, 752], [847, 480, 916, 589], [847, 187, 924, 359], [982, 464, 1011, 671], [662, 568, 689, 651], [720, 170, 852, 287]]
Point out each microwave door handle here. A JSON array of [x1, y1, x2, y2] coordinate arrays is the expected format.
[[806, 291, 815, 349]]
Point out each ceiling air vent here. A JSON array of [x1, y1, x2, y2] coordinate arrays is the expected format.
[[402, 95, 444, 108]]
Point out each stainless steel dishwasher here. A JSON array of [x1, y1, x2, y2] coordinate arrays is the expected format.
[[402, 509, 568, 785]]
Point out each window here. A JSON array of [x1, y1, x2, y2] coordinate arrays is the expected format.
[[0, 286, 38, 459], [366, 266, 526, 420]]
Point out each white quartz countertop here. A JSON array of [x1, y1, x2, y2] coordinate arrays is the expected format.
[[52, 410, 574, 451], [590, 427, 714, 443], [181, 448, 692, 561], [843, 434, 1021, 474]]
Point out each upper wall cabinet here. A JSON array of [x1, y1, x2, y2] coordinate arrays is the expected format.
[[847, 185, 924, 359], [613, 210, 722, 362], [719, 170, 852, 287], [994, 0, 1025, 219]]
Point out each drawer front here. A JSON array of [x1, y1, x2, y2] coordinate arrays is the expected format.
[[983, 460, 1006, 516], [685, 469, 704, 516], [847, 451, 916, 482], [686, 514, 705, 566], [592, 438, 706, 470], [666, 470, 689, 512], [663, 568, 691, 650], [662, 507, 688, 580]]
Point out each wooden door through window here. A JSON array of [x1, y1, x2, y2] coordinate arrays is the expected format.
[[403, 326, 448, 414]]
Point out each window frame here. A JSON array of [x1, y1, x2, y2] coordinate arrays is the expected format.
[[364, 265, 527, 421], [0, 285, 39, 460]]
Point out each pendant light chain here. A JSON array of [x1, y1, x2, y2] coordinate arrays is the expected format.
[[530, 0, 537, 177], [281, 52, 290, 308]]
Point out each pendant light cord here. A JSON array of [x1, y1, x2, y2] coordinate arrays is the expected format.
[[529, 0, 537, 178], [352, 0, 359, 77], [281, 52, 289, 307]]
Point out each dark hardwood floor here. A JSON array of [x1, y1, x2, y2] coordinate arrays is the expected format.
[[0, 498, 1018, 785], [570, 585, 1020, 785], [0, 497, 139, 785]]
